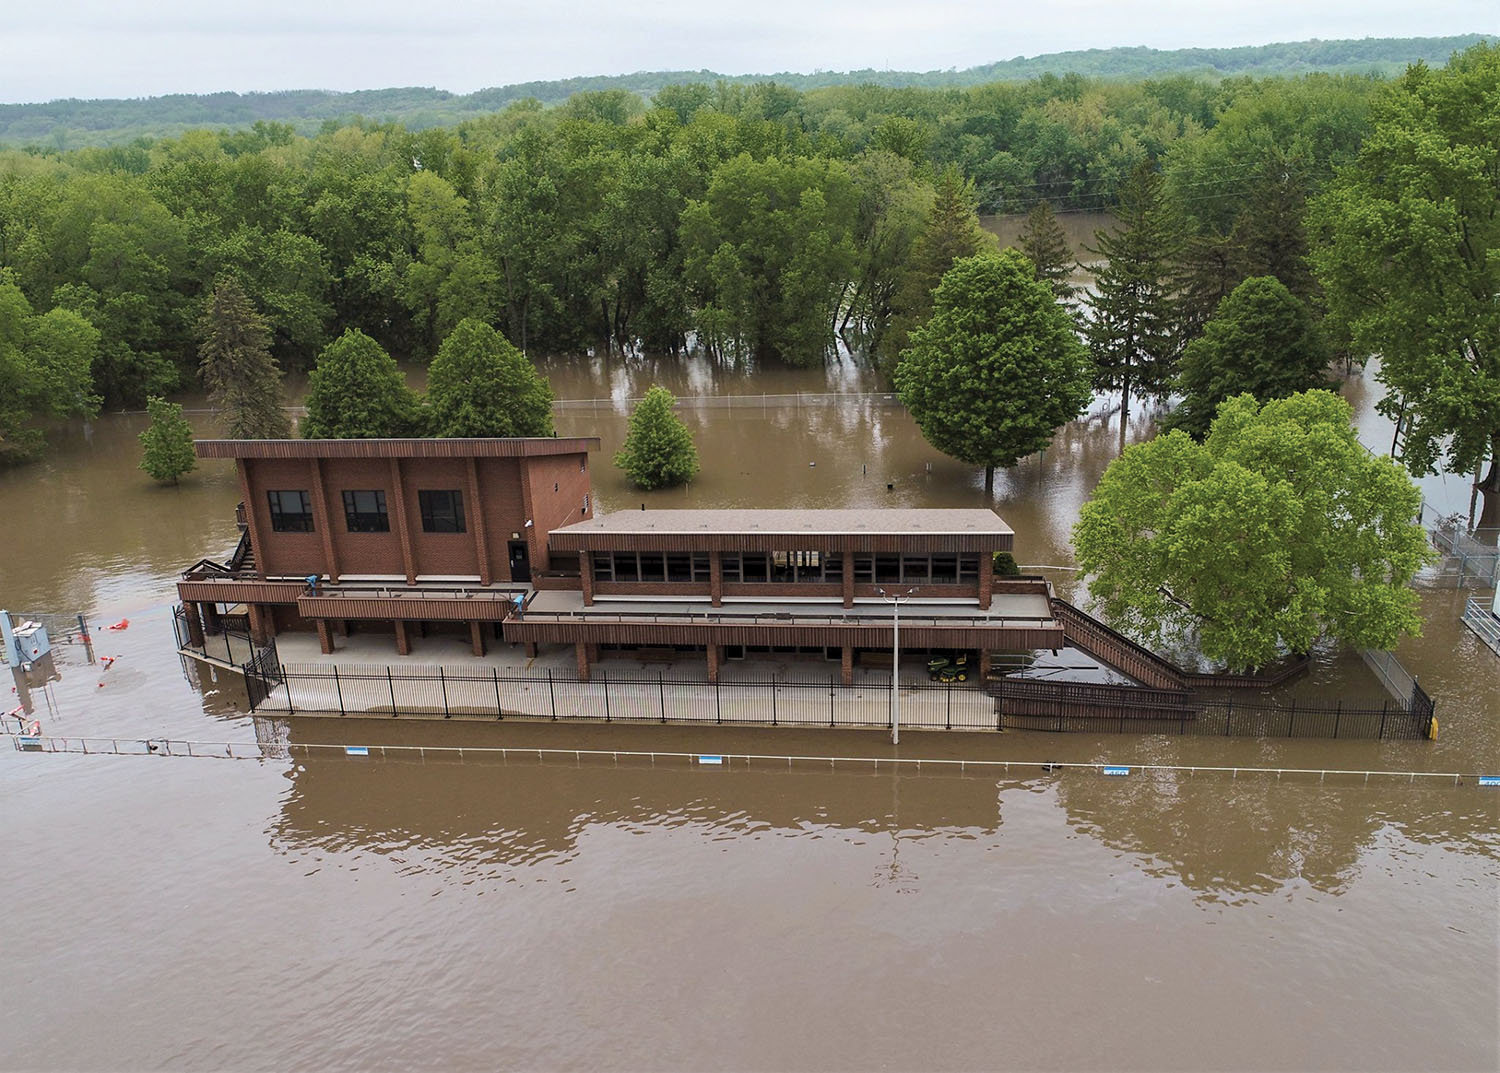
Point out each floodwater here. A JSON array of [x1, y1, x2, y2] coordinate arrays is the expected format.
[[1, 356, 1496, 1071]]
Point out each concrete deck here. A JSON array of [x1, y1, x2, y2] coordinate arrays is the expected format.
[[525, 590, 1054, 624]]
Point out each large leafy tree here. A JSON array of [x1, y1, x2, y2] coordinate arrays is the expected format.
[[0, 277, 100, 464], [1074, 391, 1432, 670], [425, 318, 555, 438], [300, 328, 419, 439], [1165, 276, 1329, 438], [198, 276, 291, 439], [894, 249, 1092, 495], [614, 385, 699, 489], [1083, 161, 1186, 453], [138, 395, 196, 484], [1310, 44, 1500, 520]]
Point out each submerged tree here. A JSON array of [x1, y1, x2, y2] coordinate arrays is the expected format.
[[198, 276, 291, 439], [1073, 390, 1432, 670], [1083, 161, 1185, 453], [1311, 43, 1500, 522], [1165, 276, 1329, 438], [424, 318, 554, 438], [894, 249, 1091, 496], [1013, 200, 1076, 301], [614, 386, 699, 490], [139, 395, 196, 484], [300, 329, 419, 439], [0, 277, 100, 464]]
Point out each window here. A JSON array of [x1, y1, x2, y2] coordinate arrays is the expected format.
[[823, 553, 843, 581], [720, 554, 741, 582], [959, 555, 980, 581], [667, 553, 692, 582], [741, 552, 768, 582], [418, 490, 465, 533], [267, 490, 314, 533], [638, 552, 666, 582], [613, 552, 639, 582], [692, 553, 711, 581], [341, 490, 389, 533], [583, 493, 590, 514], [902, 555, 930, 581], [852, 554, 873, 582], [591, 553, 613, 581], [931, 554, 958, 582], [874, 554, 901, 583]]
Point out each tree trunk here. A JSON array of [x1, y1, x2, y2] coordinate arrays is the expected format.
[[1477, 437, 1500, 531], [1118, 377, 1132, 455], [985, 464, 995, 498]]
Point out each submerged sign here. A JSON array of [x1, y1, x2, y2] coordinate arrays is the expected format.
[[1478, 776, 1500, 787], [1102, 766, 1131, 776]]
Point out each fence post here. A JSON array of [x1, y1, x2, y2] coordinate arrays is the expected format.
[[333, 665, 345, 717], [1288, 698, 1297, 738], [439, 666, 450, 718], [547, 668, 557, 720], [771, 674, 777, 726], [829, 676, 834, 728], [717, 674, 723, 725], [946, 683, 952, 730], [288, 670, 295, 716], [387, 666, 397, 717], [1378, 701, 1389, 740], [1333, 699, 1341, 739], [1224, 697, 1232, 736], [658, 671, 666, 723], [492, 666, 502, 720]]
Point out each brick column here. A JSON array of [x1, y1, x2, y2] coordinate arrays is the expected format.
[[314, 619, 333, 654], [580, 551, 594, 605], [469, 621, 486, 657], [706, 643, 720, 684], [394, 619, 411, 656], [389, 458, 416, 585], [467, 458, 491, 585], [842, 556, 854, 609], [978, 551, 993, 610], [575, 641, 590, 681], [524, 641, 538, 658], [841, 645, 853, 686], [309, 459, 339, 580], [202, 603, 223, 635], [979, 650, 993, 680], [247, 604, 271, 645], [710, 551, 723, 607], [185, 603, 205, 649]]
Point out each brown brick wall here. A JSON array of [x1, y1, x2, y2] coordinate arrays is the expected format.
[[246, 460, 326, 578], [523, 453, 593, 571], [324, 458, 404, 577], [476, 458, 527, 580], [398, 458, 477, 578]]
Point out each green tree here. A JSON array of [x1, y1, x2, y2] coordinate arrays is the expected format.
[[614, 385, 700, 489], [425, 319, 555, 437], [198, 276, 292, 439], [1165, 276, 1330, 438], [1310, 44, 1500, 520], [894, 249, 1092, 495], [138, 395, 196, 483], [1083, 161, 1185, 453], [0, 277, 100, 464], [300, 328, 419, 439], [1073, 390, 1432, 670], [1013, 200, 1076, 301]]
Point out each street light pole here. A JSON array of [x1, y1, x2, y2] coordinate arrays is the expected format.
[[877, 587, 915, 745]]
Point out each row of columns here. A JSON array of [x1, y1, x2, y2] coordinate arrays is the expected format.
[[311, 617, 493, 657], [571, 642, 865, 686], [180, 601, 275, 649]]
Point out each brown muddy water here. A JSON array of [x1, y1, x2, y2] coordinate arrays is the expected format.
[[1, 357, 1496, 1071]]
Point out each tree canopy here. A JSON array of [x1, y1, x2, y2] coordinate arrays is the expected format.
[[300, 328, 419, 439], [894, 249, 1091, 493], [425, 318, 555, 438], [614, 385, 700, 489], [1310, 43, 1500, 513], [1073, 390, 1432, 670], [198, 275, 291, 439], [1013, 200, 1076, 301], [1165, 275, 1329, 438], [0, 275, 100, 463], [138, 395, 195, 484]]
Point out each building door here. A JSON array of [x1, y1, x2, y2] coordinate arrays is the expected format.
[[507, 540, 531, 582]]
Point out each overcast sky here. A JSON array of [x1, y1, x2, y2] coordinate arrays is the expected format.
[[2, 0, 1494, 103]]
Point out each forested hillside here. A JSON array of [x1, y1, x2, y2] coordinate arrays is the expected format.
[[0, 35, 1483, 148]]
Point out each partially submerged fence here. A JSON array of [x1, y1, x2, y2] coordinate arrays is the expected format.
[[553, 391, 903, 412], [1426, 521, 1499, 588], [999, 695, 1435, 740]]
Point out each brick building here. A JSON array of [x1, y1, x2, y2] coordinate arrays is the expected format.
[[177, 438, 1062, 683]]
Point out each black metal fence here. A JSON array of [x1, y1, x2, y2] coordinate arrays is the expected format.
[[1000, 695, 1435, 740]]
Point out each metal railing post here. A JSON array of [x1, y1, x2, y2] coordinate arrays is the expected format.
[[493, 666, 502, 719], [333, 665, 345, 716], [658, 671, 666, 723], [603, 671, 611, 722], [439, 667, 450, 718], [547, 668, 557, 720], [716, 675, 722, 725], [946, 684, 952, 730], [771, 674, 777, 726], [387, 666, 398, 717]]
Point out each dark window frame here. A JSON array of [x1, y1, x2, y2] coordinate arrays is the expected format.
[[267, 490, 314, 533], [417, 489, 466, 534], [341, 489, 390, 533]]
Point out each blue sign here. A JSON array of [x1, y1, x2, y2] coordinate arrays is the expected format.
[[344, 746, 369, 757], [1102, 766, 1130, 776], [697, 755, 724, 765], [1478, 775, 1500, 787]]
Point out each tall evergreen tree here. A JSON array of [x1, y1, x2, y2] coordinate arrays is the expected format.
[[1083, 161, 1185, 452], [301, 329, 419, 439], [884, 165, 992, 365], [1013, 200, 1076, 301], [425, 319, 555, 437], [138, 396, 196, 484], [198, 276, 291, 439], [614, 386, 700, 490]]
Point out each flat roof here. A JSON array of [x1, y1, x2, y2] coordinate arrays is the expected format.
[[552, 508, 1013, 538], [195, 437, 600, 460]]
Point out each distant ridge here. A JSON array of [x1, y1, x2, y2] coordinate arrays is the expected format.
[[0, 34, 1488, 148]]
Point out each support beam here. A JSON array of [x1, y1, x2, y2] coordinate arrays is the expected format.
[[247, 603, 273, 645], [469, 620, 486, 657], [842, 558, 854, 609], [707, 643, 720, 684], [389, 458, 416, 585], [580, 551, 594, 605], [309, 459, 339, 580], [841, 645, 854, 686], [524, 642, 538, 659], [316, 619, 335, 655], [394, 619, 411, 656], [575, 641, 590, 681], [979, 650, 993, 680], [978, 551, 994, 611], [185, 602, 206, 649], [710, 551, 723, 607], [466, 457, 492, 586]]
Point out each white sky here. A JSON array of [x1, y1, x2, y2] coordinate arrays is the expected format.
[[1, 0, 1493, 103]]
